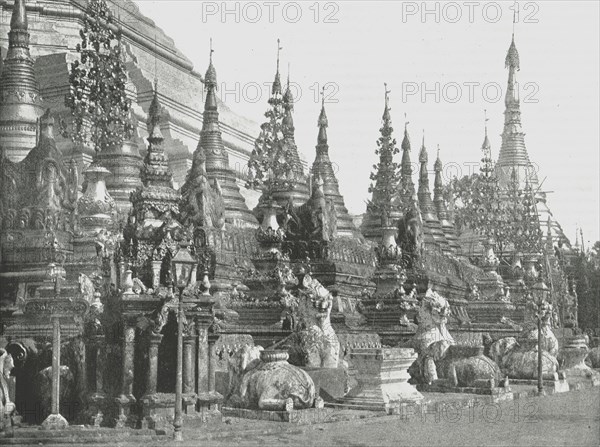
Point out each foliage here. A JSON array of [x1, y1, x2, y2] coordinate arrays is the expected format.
[[570, 245, 600, 332], [448, 162, 543, 261], [63, 0, 133, 153]]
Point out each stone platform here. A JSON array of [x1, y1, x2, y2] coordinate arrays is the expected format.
[[509, 377, 570, 393], [221, 407, 334, 424], [417, 381, 513, 398]]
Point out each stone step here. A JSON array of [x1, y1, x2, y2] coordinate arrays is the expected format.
[[0, 435, 160, 445], [0, 427, 168, 445], [3, 427, 160, 439]]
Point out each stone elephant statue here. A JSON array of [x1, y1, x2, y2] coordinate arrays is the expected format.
[[226, 345, 318, 411], [489, 337, 559, 380]]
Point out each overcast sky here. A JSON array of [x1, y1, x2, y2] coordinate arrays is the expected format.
[[133, 0, 599, 246]]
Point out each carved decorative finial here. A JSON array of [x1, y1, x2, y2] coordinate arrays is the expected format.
[[210, 37, 214, 62]]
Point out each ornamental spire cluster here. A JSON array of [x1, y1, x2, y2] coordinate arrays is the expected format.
[[247, 39, 308, 207], [361, 84, 400, 241]]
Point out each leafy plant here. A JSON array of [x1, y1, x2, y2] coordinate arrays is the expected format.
[[63, 0, 133, 154]]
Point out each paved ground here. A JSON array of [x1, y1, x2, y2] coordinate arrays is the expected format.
[[173, 389, 600, 447]]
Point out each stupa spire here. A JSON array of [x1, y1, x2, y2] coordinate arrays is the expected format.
[[182, 43, 256, 227], [417, 134, 435, 218], [140, 83, 173, 188], [272, 38, 282, 96], [317, 87, 328, 144], [496, 27, 536, 188], [310, 89, 355, 236], [0, 0, 44, 162], [481, 109, 494, 178], [282, 64, 295, 137], [434, 145, 460, 253], [398, 115, 415, 205]]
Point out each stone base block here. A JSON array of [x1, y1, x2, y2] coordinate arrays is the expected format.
[[41, 413, 69, 430], [196, 391, 224, 424], [417, 380, 513, 398], [303, 367, 348, 401], [335, 347, 423, 414], [140, 393, 176, 430], [114, 394, 136, 428], [221, 406, 333, 424], [510, 378, 570, 393]]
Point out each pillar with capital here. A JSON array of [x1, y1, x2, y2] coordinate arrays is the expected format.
[[85, 334, 106, 427], [115, 321, 136, 428]]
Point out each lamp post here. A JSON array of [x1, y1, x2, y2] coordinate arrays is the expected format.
[[531, 279, 550, 394], [170, 245, 197, 442]]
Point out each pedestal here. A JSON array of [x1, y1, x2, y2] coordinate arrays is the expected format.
[[336, 347, 423, 413], [558, 336, 595, 377]]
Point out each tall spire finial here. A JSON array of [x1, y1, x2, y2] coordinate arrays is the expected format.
[[276, 38, 282, 72], [271, 39, 283, 96], [321, 86, 325, 108], [210, 37, 214, 62], [404, 112, 409, 131], [437, 144, 440, 159], [384, 83, 390, 109], [512, 1, 518, 40], [484, 109, 489, 137], [11, 0, 28, 31]]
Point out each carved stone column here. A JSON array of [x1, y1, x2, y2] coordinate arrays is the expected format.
[[115, 322, 136, 428], [147, 333, 163, 395], [195, 315, 211, 395], [140, 332, 164, 429], [183, 334, 197, 413]]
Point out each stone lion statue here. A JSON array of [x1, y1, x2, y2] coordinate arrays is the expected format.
[[287, 274, 340, 368], [409, 288, 456, 384], [226, 345, 318, 411]]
